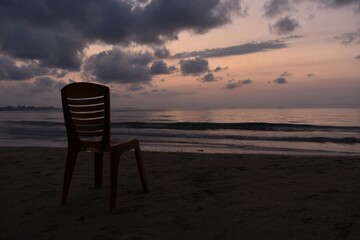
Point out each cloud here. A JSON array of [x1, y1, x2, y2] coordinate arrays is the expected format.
[[334, 29, 360, 45], [279, 71, 292, 77], [0, 55, 49, 81], [316, 0, 360, 12], [281, 35, 304, 40], [128, 84, 146, 92], [150, 60, 175, 75], [173, 40, 287, 59], [39, 37, 85, 70], [154, 47, 170, 59], [263, 0, 360, 18], [263, 0, 293, 18], [49, 69, 69, 78], [224, 79, 252, 89], [2, 0, 243, 45], [270, 16, 300, 35], [137, 0, 246, 42], [0, 21, 85, 70], [180, 57, 209, 76], [0, 0, 244, 74], [30, 77, 65, 93], [19, 77, 66, 94], [201, 72, 217, 82], [213, 66, 228, 72], [83, 48, 153, 84], [0, 76, 66, 104], [273, 77, 288, 84]]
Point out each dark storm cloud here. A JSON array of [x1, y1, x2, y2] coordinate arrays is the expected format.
[[173, 40, 287, 59], [0, 55, 49, 81], [180, 57, 209, 76], [273, 77, 288, 84], [40, 37, 85, 70], [224, 79, 252, 89], [0, 21, 86, 70], [150, 60, 175, 75], [263, 0, 293, 18], [0, 0, 244, 82], [154, 47, 170, 59], [83, 48, 153, 84], [0, 0, 243, 54], [130, 0, 245, 43], [270, 16, 300, 35], [132, 51, 154, 65]]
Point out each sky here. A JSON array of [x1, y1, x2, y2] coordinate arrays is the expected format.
[[0, 0, 359, 109]]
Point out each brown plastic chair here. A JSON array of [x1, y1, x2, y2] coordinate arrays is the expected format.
[[61, 82, 148, 209]]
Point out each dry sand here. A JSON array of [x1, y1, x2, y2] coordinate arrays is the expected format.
[[0, 147, 360, 240]]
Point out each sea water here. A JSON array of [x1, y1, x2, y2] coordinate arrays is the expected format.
[[0, 108, 359, 155]]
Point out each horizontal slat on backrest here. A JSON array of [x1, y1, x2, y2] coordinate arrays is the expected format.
[[70, 111, 105, 119], [69, 104, 105, 112], [72, 118, 105, 125], [67, 96, 104, 105]]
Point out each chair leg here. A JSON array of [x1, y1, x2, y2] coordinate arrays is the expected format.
[[135, 144, 149, 193], [94, 152, 104, 188], [109, 151, 121, 210], [61, 149, 78, 206]]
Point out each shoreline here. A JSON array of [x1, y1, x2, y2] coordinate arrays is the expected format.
[[1, 145, 360, 157], [1, 147, 360, 239]]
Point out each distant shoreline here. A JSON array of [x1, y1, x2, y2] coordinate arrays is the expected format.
[[0, 106, 60, 111]]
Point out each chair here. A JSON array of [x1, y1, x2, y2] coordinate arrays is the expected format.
[[61, 82, 148, 209]]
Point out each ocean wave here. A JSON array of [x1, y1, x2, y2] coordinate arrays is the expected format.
[[119, 131, 359, 144], [112, 122, 360, 132], [3, 120, 360, 132], [2, 121, 359, 144]]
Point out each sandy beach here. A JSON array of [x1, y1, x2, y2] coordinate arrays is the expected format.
[[1, 147, 360, 240]]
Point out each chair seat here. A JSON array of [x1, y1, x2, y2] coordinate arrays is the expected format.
[[81, 138, 140, 153], [110, 138, 141, 153], [111, 138, 138, 147]]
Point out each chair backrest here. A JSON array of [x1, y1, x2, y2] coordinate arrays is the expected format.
[[61, 82, 111, 152]]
